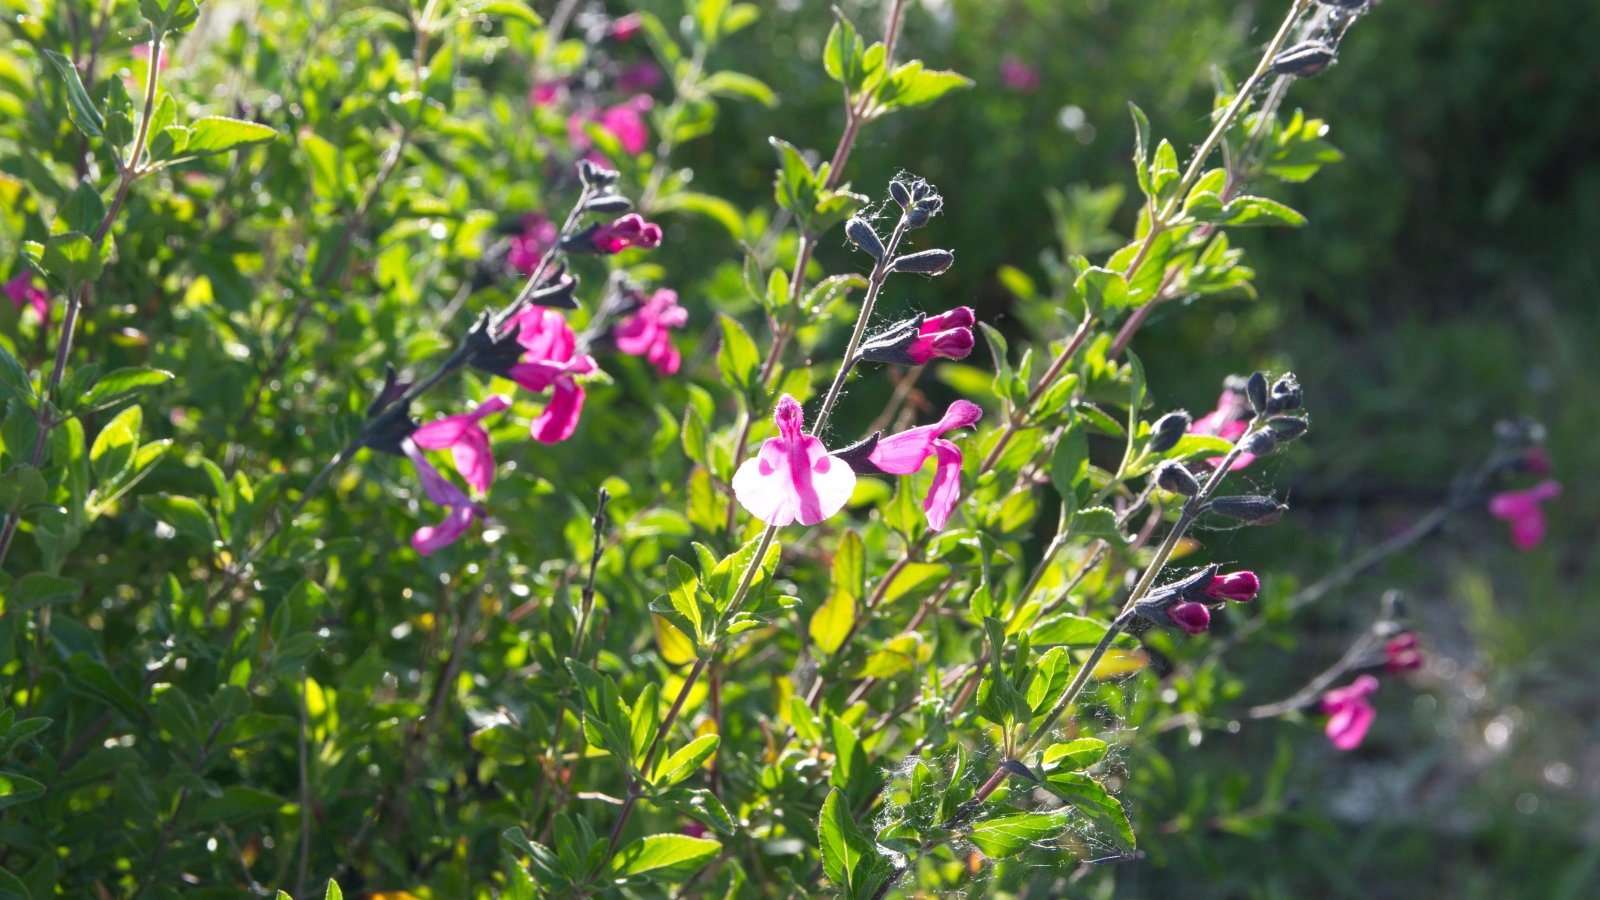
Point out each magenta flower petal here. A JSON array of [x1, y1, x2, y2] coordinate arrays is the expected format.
[[1488, 480, 1561, 551], [1321, 674, 1379, 751], [1168, 601, 1211, 635], [1191, 388, 1255, 470], [612, 288, 687, 376], [411, 395, 511, 494], [924, 439, 964, 531], [403, 441, 481, 555], [531, 377, 586, 444], [1203, 570, 1260, 602], [731, 395, 856, 527]]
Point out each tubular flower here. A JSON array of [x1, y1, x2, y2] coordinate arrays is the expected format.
[[586, 214, 662, 254], [410, 395, 512, 494], [836, 400, 983, 530], [1167, 601, 1211, 635], [1321, 675, 1379, 751], [5, 273, 48, 321], [907, 307, 976, 364], [731, 395, 856, 527], [612, 288, 687, 375], [1384, 632, 1424, 673], [1203, 570, 1260, 602], [569, 96, 653, 157], [1487, 480, 1561, 551], [402, 439, 483, 556], [502, 307, 599, 443], [1191, 382, 1255, 470]]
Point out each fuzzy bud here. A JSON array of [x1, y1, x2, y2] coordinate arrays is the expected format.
[[889, 249, 955, 276], [1270, 41, 1336, 77], [1240, 428, 1278, 457], [1245, 371, 1269, 417], [1167, 602, 1211, 635], [1148, 411, 1192, 454], [582, 194, 634, 214], [1266, 373, 1302, 413], [1267, 416, 1309, 443], [846, 217, 885, 260], [889, 179, 913, 210], [1154, 461, 1201, 497], [1205, 495, 1288, 526], [577, 158, 620, 188]]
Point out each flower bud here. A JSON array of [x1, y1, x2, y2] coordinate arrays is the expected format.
[[1168, 602, 1211, 635], [846, 217, 885, 260], [1246, 371, 1269, 417], [889, 249, 955, 276], [1266, 373, 1302, 413], [906, 195, 943, 229], [578, 158, 620, 188], [582, 194, 634, 214], [1154, 461, 1200, 497], [1270, 41, 1336, 78], [1384, 633, 1424, 673], [1241, 428, 1278, 456], [1267, 416, 1309, 443], [1148, 411, 1192, 454], [1203, 571, 1260, 603], [1205, 495, 1288, 526], [889, 179, 912, 210], [366, 362, 413, 419]]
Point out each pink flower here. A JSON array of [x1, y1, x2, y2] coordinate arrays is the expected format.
[[1191, 385, 1255, 470], [1203, 570, 1260, 602], [1168, 601, 1211, 635], [1321, 675, 1379, 751], [402, 439, 484, 555], [611, 13, 642, 41], [616, 60, 664, 94], [1487, 480, 1561, 551], [999, 56, 1040, 93], [1522, 446, 1551, 476], [529, 81, 565, 108], [569, 96, 653, 157], [509, 213, 558, 276], [612, 288, 687, 375], [839, 400, 983, 531], [411, 395, 512, 494], [5, 273, 49, 321], [502, 307, 599, 443], [907, 307, 975, 365], [587, 214, 662, 254], [731, 395, 857, 527], [1384, 632, 1424, 673]]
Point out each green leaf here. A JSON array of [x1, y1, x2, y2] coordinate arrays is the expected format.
[[1049, 421, 1088, 510], [141, 494, 218, 545], [323, 877, 344, 900], [874, 61, 973, 111], [42, 51, 103, 138], [1030, 614, 1110, 648], [716, 316, 760, 394], [653, 191, 744, 239], [1074, 266, 1130, 316], [460, 0, 543, 27], [1071, 506, 1124, 543], [185, 116, 278, 156], [0, 466, 47, 516], [818, 787, 887, 898], [62, 182, 106, 235], [809, 588, 855, 657], [822, 16, 862, 88], [0, 865, 33, 900], [653, 733, 719, 787], [700, 71, 777, 107], [608, 834, 721, 880], [1215, 196, 1307, 227], [7, 574, 81, 610], [1129, 102, 1153, 198], [1046, 772, 1136, 848], [658, 787, 736, 836], [41, 232, 103, 293], [967, 812, 1068, 858], [0, 773, 45, 811], [1042, 738, 1109, 771], [79, 367, 173, 411], [140, 0, 201, 34]]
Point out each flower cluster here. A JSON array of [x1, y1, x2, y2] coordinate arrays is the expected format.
[[1317, 630, 1427, 751], [1135, 565, 1261, 635], [611, 287, 687, 376], [401, 396, 510, 555]]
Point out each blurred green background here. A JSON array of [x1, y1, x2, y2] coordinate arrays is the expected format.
[[673, 0, 1599, 893]]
